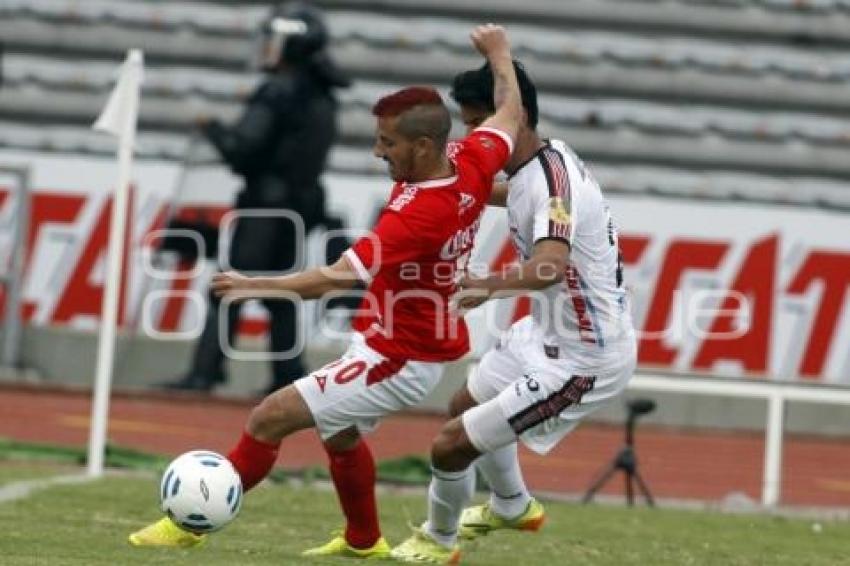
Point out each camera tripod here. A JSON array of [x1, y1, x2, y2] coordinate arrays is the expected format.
[[582, 398, 656, 507]]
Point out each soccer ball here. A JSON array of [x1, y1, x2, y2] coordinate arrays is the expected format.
[[159, 450, 243, 534]]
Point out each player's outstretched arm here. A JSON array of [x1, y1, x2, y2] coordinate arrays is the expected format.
[[210, 256, 360, 301], [471, 24, 522, 145], [455, 239, 569, 310]]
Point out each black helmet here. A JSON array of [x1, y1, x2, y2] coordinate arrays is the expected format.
[[259, 2, 329, 70]]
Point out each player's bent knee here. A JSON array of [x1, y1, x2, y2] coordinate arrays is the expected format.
[[247, 385, 314, 442], [324, 426, 362, 452], [431, 418, 479, 472], [448, 386, 478, 418], [430, 429, 457, 470]]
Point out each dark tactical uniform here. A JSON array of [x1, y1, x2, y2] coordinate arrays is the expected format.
[[172, 3, 351, 393]]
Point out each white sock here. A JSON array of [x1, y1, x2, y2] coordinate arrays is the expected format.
[[425, 466, 474, 548], [476, 442, 532, 519]]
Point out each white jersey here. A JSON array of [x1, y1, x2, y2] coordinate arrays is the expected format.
[[506, 139, 635, 365]]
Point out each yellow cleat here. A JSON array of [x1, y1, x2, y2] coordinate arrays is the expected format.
[[390, 526, 460, 565], [302, 530, 391, 559], [128, 516, 206, 548], [458, 498, 545, 540]]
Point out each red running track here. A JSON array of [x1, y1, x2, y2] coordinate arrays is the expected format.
[[2, 385, 849, 508]]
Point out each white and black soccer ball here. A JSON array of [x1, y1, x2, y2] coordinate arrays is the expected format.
[[159, 450, 243, 534]]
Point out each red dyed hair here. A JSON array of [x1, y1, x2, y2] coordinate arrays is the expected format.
[[372, 86, 444, 117]]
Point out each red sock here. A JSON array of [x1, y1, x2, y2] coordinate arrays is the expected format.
[[227, 430, 280, 491], [326, 440, 380, 549]]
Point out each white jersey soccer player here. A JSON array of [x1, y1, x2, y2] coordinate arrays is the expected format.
[[465, 138, 636, 455], [392, 60, 637, 564]]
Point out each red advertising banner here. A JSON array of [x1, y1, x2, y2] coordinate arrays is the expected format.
[[1, 152, 847, 383]]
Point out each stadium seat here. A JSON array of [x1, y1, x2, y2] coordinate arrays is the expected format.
[[1, 0, 848, 209]]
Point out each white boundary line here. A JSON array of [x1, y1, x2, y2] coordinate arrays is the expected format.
[[0, 473, 96, 504]]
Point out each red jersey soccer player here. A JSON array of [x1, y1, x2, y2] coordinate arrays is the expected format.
[[129, 24, 524, 558]]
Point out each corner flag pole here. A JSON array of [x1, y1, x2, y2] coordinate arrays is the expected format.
[[87, 49, 144, 477]]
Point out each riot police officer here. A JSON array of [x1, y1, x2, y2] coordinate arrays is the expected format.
[[165, 2, 351, 394]]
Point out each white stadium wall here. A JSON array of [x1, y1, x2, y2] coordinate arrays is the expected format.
[[1, 150, 848, 385]]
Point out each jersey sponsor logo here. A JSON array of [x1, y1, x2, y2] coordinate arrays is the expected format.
[[514, 373, 539, 396], [539, 149, 572, 241], [388, 185, 419, 212], [440, 216, 482, 260], [478, 137, 496, 151], [459, 192, 476, 214], [549, 197, 570, 224], [549, 196, 571, 226], [513, 373, 539, 396], [314, 373, 328, 392]]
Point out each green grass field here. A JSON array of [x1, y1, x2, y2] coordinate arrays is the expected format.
[[1, 464, 849, 566], [0, 462, 79, 487]]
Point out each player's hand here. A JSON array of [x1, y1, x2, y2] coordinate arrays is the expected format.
[[471, 24, 511, 60], [211, 270, 253, 299], [452, 275, 491, 312]]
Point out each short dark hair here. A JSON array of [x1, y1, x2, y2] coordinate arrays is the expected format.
[[450, 60, 538, 129], [372, 86, 451, 147]]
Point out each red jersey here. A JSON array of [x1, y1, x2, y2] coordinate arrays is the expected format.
[[344, 127, 513, 361]]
